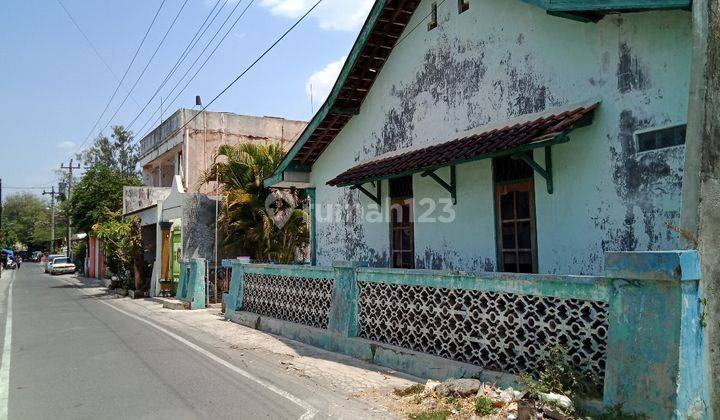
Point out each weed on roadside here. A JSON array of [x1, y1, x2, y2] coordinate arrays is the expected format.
[[474, 395, 497, 416], [407, 409, 451, 420], [593, 404, 647, 420], [394, 384, 425, 397]]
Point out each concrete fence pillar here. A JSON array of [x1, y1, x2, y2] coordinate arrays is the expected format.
[[224, 260, 247, 320], [328, 261, 368, 337], [188, 258, 206, 310], [176, 260, 189, 300], [603, 251, 709, 419]]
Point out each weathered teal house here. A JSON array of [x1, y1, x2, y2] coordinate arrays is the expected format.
[[268, 0, 691, 275], [224, 0, 716, 417]]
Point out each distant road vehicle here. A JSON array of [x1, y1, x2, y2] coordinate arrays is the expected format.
[[49, 257, 75, 275], [44, 254, 64, 273]]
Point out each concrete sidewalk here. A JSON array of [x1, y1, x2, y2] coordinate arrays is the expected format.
[[68, 274, 419, 415]]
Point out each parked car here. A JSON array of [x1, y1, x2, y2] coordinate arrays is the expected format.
[[44, 254, 64, 273], [49, 257, 75, 275]]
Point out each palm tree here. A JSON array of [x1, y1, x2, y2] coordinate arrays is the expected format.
[[203, 143, 309, 263]]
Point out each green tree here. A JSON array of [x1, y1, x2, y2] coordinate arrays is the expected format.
[[0, 192, 55, 250], [203, 143, 309, 263], [67, 164, 142, 234], [81, 125, 139, 178], [93, 217, 142, 289]]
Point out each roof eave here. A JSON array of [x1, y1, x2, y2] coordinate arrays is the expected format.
[[266, 0, 391, 186]]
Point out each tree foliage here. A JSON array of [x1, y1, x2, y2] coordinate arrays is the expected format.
[[203, 143, 309, 263], [80, 125, 139, 178], [0, 192, 56, 250], [68, 164, 142, 234], [93, 217, 142, 288]]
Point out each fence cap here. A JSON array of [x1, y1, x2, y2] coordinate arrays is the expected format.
[[604, 250, 700, 282], [332, 261, 369, 269]]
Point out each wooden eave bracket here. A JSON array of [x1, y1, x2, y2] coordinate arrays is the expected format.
[[512, 146, 554, 194], [351, 181, 381, 205], [329, 107, 360, 116], [421, 165, 457, 204]]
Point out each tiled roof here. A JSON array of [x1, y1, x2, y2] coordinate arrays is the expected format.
[[265, 1, 422, 188], [327, 103, 599, 187]]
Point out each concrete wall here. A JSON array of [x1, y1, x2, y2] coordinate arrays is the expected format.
[[310, 0, 692, 275], [122, 186, 171, 215], [226, 251, 709, 418], [140, 109, 307, 194]]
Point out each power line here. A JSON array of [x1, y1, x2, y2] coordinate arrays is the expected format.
[[53, 0, 141, 108], [134, 0, 254, 138], [69, 0, 167, 161], [95, 0, 191, 138], [125, 0, 229, 132], [138, 0, 323, 146]]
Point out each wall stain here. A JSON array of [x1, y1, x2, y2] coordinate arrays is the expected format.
[[606, 109, 683, 251], [617, 42, 651, 93], [317, 189, 388, 267], [415, 246, 494, 273]]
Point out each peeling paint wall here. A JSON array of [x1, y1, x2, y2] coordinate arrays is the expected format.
[[122, 186, 171, 215], [181, 193, 216, 261], [310, 0, 691, 275]]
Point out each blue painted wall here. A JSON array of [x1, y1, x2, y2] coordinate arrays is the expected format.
[[309, 0, 691, 275]]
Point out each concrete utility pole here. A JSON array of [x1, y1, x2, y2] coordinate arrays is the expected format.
[[680, 0, 720, 415], [42, 186, 60, 253], [60, 159, 80, 259], [0, 178, 3, 233]]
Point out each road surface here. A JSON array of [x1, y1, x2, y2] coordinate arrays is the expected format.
[[0, 264, 390, 419]]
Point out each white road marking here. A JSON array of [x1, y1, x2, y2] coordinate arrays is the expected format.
[[67, 278, 317, 420], [0, 272, 15, 420]]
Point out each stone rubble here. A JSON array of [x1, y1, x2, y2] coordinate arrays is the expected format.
[[386, 378, 578, 420]]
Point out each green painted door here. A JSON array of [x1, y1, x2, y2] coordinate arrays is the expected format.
[[170, 228, 182, 292]]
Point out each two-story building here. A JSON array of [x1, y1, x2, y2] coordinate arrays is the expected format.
[[124, 109, 306, 296]]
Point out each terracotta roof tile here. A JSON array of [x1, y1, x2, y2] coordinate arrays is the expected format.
[[327, 103, 599, 187]]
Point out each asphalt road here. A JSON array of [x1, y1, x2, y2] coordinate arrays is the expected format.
[[0, 265, 357, 420]]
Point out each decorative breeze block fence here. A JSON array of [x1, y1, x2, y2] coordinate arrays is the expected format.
[[243, 272, 335, 329], [224, 252, 707, 419], [228, 263, 610, 379], [356, 281, 609, 379]]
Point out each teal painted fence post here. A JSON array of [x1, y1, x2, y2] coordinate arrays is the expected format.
[[224, 260, 247, 320], [328, 261, 368, 337], [603, 251, 708, 419], [176, 260, 189, 300], [188, 258, 206, 310]]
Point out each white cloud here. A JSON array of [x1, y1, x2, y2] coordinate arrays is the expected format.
[[260, 0, 373, 31], [306, 56, 346, 104], [57, 141, 75, 149]]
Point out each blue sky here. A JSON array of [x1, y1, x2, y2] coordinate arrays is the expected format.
[[0, 0, 372, 195]]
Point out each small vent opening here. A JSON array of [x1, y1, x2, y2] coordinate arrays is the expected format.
[[636, 124, 686, 152], [428, 2, 438, 31], [458, 0, 469, 14]]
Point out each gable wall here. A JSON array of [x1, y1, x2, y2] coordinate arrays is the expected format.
[[310, 0, 691, 275]]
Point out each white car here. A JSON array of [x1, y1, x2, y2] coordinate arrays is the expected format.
[[44, 254, 64, 273], [49, 257, 75, 275]]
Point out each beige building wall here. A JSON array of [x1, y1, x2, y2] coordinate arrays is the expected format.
[[139, 109, 306, 194]]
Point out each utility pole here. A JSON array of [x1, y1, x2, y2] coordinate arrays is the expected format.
[[0, 178, 3, 233], [60, 159, 80, 259], [42, 186, 60, 253]]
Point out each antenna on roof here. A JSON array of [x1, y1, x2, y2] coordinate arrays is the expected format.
[[310, 84, 314, 116], [196, 95, 203, 107]]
